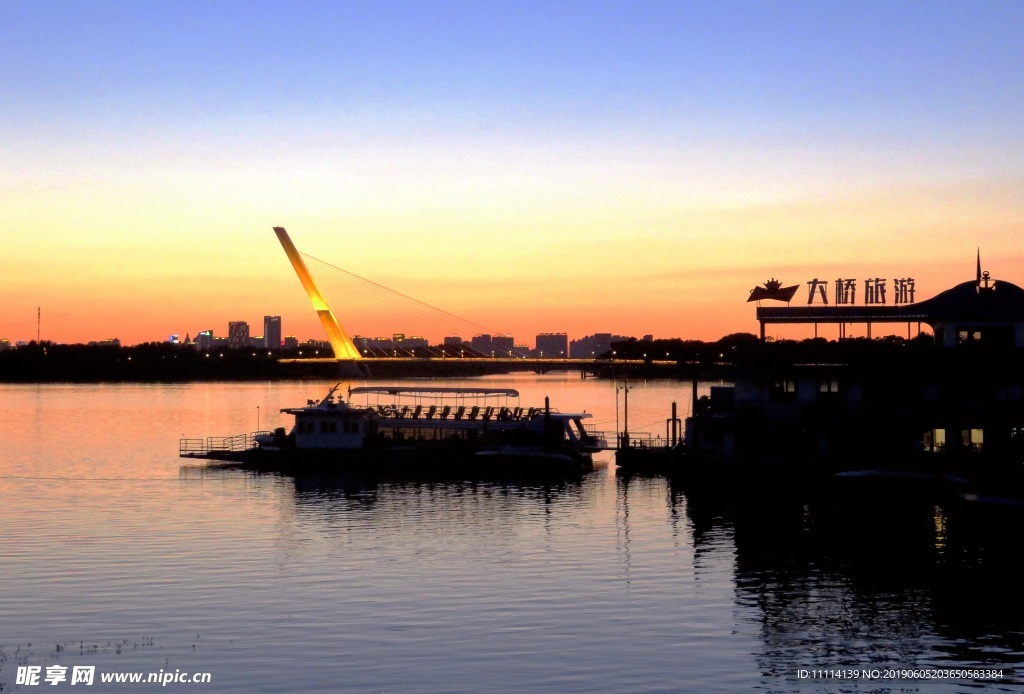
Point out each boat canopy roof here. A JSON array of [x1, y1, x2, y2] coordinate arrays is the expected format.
[[349, 386, 520, 397]]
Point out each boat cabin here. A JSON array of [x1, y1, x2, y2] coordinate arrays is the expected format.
[[278, 385, 608, 452]]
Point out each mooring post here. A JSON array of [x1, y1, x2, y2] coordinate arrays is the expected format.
[[621, 382, 630, 448], [691, 375, 698, 417], [671, 401, 678, 446]]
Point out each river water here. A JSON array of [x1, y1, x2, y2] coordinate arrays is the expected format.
[[1, 375, 1021, 692]]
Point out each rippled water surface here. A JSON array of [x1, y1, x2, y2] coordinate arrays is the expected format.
[[2, 377, 1022, 692]]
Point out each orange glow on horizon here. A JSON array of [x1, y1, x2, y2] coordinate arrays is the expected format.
[[3, 175, 1022, 347]]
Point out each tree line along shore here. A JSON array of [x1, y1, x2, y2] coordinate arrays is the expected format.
[[4, 332, 1016, 383]]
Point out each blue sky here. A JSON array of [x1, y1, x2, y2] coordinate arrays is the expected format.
[[7, 1, 1020, 129]]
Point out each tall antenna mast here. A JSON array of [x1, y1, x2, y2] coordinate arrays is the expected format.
[[37, 306, 40, 343]]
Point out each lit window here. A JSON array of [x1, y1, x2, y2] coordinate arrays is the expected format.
[[961, 428, 983, 451], [819, 378, 840, 393]]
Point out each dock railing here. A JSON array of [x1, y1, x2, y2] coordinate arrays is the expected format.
[[618, 432, 679, 450], [579, 425, 611, 448], [179, 431, 270, 457]]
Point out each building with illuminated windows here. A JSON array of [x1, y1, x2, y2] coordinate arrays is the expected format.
[[264, 316, 282, 350]]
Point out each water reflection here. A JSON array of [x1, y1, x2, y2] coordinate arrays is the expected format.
[[181, 463, 598, 531], [614, 472, 691, 585], [672, 478, 1024, 686], [173, 457, 1024, 691]]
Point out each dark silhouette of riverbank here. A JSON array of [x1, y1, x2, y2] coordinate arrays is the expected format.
[[5, 332, 1020, 383]]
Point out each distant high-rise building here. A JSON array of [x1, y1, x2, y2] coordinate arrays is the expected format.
[[443, 336, 464, 346], [569, 333, 632, 358], [283, 335, 299, 350], [196, 330, 214, 351], [228, 321, 249, 349], [264, 316, 282, 350], [396, 335, 429, 350], [491, 335, 514, 356], [471, 334, 492, 353], [535, 333, 568, 358]]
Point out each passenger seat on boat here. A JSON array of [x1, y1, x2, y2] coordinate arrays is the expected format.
[[468, 406, 480, 420], [454, 406, 465, 420], [426, 405, 437, 419], [440, 406, 451, 420]]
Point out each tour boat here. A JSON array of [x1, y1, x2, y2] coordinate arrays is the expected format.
[[180, 384, 609, 472]]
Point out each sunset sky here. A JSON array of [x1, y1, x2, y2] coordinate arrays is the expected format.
[[3, 1, 1022, 346]]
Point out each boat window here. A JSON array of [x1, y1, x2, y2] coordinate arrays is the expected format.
[[957, 329, 983, 345], [923, 428, 946, 452], [818, 378, 840, 393], [770, 377, 797, 403], [961, 428, 983, 452], [774, 378, 796, 393]]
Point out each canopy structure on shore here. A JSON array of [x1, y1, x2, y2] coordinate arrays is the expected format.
[[756, 276, 1024, 347]]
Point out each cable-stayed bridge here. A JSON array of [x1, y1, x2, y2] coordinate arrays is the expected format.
[[272, 227, 676, 377]]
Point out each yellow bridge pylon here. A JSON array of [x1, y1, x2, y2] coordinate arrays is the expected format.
[[273, 227, 362, 360]]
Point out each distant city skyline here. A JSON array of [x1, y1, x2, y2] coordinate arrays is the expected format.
[[2, 309, 661, 356]]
